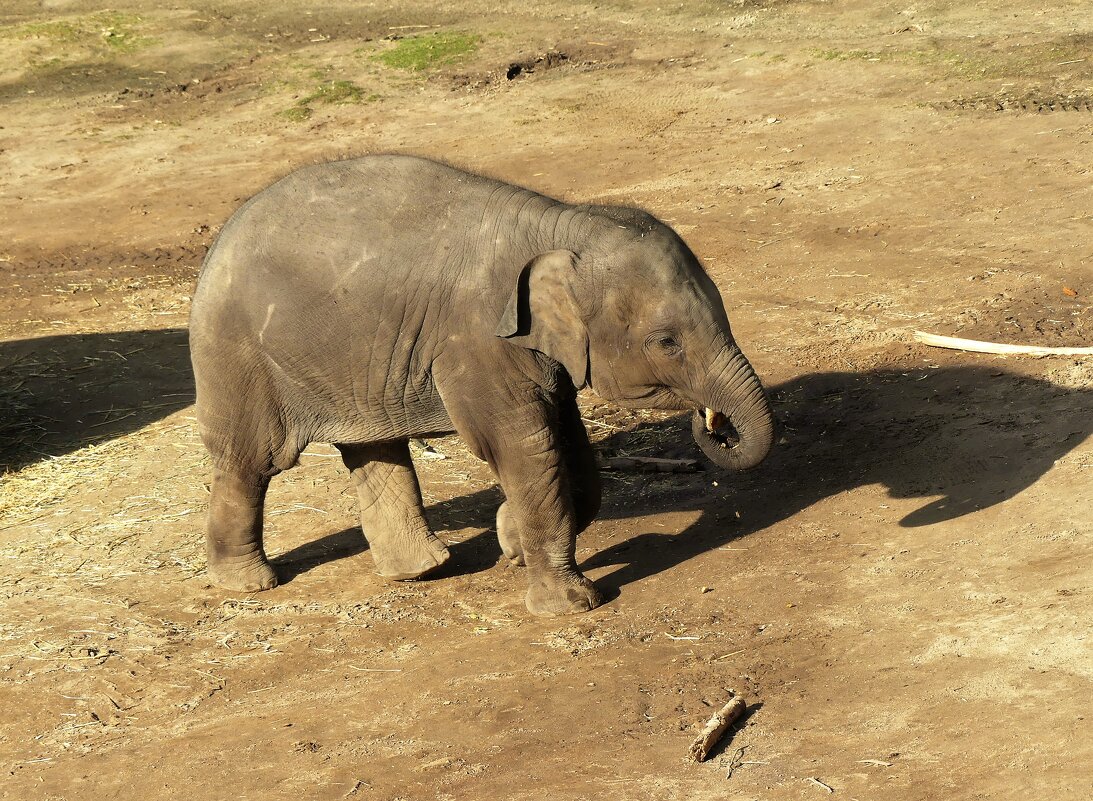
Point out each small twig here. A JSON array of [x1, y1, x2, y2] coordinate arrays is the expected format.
[[268, 505, 328, 516], [724, 745, 747, 779], [87, 402, 182, 414], [88, 412, 136, 428], [688, 695, 748, 762], [913, 331, 1093, 356], [343, 779, 371, 797], [581, 417, 622, 431], [806, 777, 835, 793], [713, 649, 745, 661], [348, 666, 402, 672], [0, 511, 53, 531]]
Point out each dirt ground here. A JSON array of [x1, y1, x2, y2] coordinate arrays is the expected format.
[[1, 1, 1091, 799]]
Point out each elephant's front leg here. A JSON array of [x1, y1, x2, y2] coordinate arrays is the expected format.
[[496, 396, 602, 568], [474, 409, 602, 616], [337, 441, 450, 580]]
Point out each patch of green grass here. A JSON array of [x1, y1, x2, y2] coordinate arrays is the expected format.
[[17, 20, 83, 43], [744, 50, 787, 64], [303, 79, 365, 105], [813, 48, 889, 62], [281, 79, 372, 122], [9, 12, 153, 54], [911, 48, 984, 78], [26, 55, 63, 72], [814, 45, 981, 75], [97, 13, 153, 53], [280, 106, 313, 122], [373, 32, 479, 71], [814, 38, 1093, 83]]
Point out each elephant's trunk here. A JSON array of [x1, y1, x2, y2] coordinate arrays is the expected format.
[[690, 348, 775, 470]]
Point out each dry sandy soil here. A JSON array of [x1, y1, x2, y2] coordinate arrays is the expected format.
[[1, 2, 1091, 799]]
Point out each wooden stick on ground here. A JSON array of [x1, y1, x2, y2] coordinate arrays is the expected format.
[[688, 696, 748, 762], [599, 456, 701, 473], [913, 331, 1093, 357]]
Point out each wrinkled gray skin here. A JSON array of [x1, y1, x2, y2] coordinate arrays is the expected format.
[[190, 155, 774, 615]]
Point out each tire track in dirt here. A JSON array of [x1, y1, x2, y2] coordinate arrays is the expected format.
[[1, 244, 207, 279], [936, 92, 1093, 114]]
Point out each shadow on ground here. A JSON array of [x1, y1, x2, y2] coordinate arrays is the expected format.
[[579, 365, 1090, 594], [271, 485, 505, 584], [274, 365, 1090, 592], [0, 328, 193, 472]]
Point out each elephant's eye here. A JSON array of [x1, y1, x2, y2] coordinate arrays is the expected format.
[[648, 332, 683, 358]]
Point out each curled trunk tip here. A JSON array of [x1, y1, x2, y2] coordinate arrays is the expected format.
[[691, 347, 775, 470], [692, 404, 774, 471]]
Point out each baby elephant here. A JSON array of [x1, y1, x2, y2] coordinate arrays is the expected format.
[[189, 155, 774, 615]]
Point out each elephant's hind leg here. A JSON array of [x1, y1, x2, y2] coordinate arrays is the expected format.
[[205, 467, 279, 592], [338, 441, 450, 580]]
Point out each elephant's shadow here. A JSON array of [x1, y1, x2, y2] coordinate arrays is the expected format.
[[275, 364, 1091, 592], [0, 328, 194, 473]]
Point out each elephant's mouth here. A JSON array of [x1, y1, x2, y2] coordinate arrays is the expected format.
[[694, 407, 740, 450]]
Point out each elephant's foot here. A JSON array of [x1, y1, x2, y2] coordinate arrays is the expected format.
[[207, 554, 279, 592], [372, 534, 450, 581], [496, 501, 525, 567], [525, 571, 602, 616]]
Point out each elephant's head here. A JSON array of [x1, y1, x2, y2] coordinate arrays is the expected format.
[[496, 208, 775, 470]]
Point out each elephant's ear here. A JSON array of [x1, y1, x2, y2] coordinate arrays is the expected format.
[[495, 249, 589, 388]]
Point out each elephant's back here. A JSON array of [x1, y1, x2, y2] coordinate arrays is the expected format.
[[226, 154, 517, 248], [195, 155, 520, 305]]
